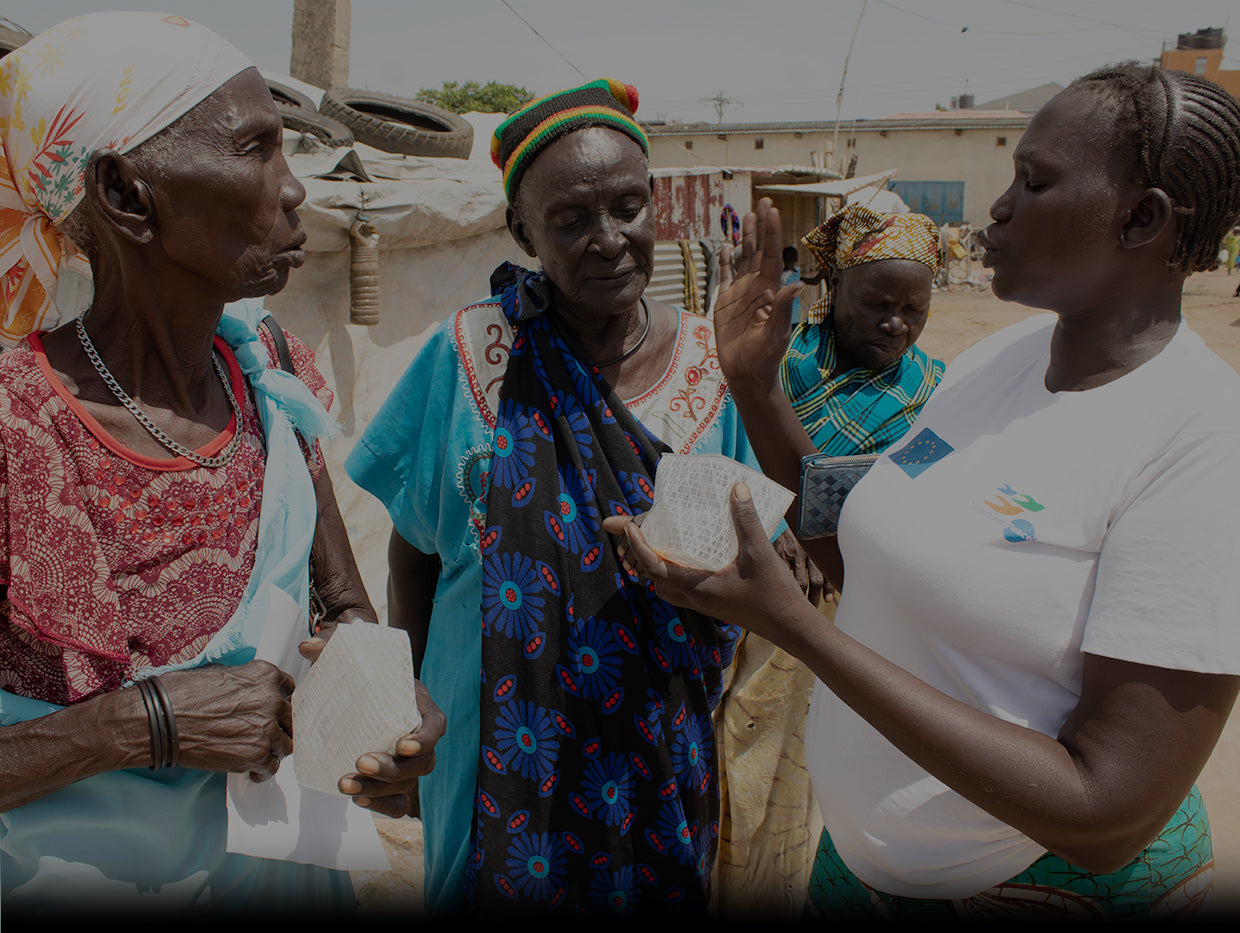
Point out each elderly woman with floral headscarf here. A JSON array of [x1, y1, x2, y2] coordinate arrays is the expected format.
[[712, 202, 944, 916], [0, 12, 441, 917]]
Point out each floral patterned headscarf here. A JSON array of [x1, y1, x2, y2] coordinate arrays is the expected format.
[[0, 11, 253, 346], [800, 202, 940, 324]]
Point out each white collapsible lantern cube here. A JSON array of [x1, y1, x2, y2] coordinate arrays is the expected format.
[[292, 622, 421, 797], [641, 453, 794, 571]]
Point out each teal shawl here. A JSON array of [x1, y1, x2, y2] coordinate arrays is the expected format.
[[780, 317, 944, 456]]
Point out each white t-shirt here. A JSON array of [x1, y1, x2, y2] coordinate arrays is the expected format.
[[804, 313, 1240, 899]]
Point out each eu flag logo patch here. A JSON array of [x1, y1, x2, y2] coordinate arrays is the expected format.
[[889, 428, 953, 478]]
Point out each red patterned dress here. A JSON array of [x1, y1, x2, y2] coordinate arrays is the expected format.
[[0, 328, 330, 706]]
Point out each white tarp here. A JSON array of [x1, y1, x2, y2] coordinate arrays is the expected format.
[[755, 169, 899, 201], [288, 145, 510, 252], [264, 105, 524, 610], [845, 185, 910, 214]]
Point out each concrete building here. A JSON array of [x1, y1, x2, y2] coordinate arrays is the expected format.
[[976, 83, 1064, 114], [647, 106, 1030, 228], [1160, 27, 1240, 98], [646, 121, 842, 176], [837, 109, 1029, 227]]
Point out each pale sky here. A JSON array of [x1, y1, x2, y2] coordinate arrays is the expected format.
[[2, 0, 1237, 123]]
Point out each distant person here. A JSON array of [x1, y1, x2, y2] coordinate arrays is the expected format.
[[781, 245, 802, 321], [1231, 225, 1240, 297], [713, 203, 944, 918], [608, 62, 1240, 920]]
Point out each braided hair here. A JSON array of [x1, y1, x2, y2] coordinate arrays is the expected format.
[[1071, 62, 1240, 273]]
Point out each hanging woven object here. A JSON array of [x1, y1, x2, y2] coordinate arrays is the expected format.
[[678, 239, 702, 314], [349, 218, 381, 325]]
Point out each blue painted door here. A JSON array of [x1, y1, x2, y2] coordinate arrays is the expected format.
[[887, 181, 964, 226]]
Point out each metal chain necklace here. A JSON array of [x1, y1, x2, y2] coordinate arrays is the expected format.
[[596, 298, 650, 368], [76, 315, 243, 468]]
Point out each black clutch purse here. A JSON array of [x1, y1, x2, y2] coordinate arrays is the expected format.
[[797, 452, 880, 539]]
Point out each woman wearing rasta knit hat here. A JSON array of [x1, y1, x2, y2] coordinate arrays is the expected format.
[[489, 77, 646, 204], [348, 77, 812, 917]]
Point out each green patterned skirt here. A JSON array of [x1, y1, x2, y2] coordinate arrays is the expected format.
[[809, 785, 1214, 920]]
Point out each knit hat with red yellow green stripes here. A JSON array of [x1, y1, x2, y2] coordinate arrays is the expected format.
[[491, 78, 647, 203]]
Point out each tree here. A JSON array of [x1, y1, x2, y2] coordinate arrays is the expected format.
[[415, 81, 535, 114]]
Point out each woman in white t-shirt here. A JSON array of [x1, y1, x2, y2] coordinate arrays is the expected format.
[[604, 63, 1240, 919]]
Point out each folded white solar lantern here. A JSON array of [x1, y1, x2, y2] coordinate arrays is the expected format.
[[292, 622, 421, 797], [639, 453, 795, 572]]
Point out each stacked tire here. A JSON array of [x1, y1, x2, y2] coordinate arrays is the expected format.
[[268, 80, 473, 159], [319, 89, 473, 159], [266, 78, 355, 149]]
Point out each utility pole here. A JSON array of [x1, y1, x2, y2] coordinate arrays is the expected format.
[[701, 91, 739, 123], [290, 0, 351, 90], [832, 0, 868, 174]]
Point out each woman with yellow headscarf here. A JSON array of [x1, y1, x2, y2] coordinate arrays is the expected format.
[[713, 202, 945, 917], [780, 202, 944, 455]]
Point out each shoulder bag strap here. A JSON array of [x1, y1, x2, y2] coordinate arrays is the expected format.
[[258, 313, 328, 630], [259, 314, 295, 374]]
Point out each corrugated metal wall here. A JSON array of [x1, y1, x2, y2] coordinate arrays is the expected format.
[[645, 170, 746, 314], [647, 240, 713, 314]]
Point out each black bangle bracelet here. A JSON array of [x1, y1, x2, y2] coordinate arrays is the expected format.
[[147, 675, 179, 769], [136, 679, 166, 771]]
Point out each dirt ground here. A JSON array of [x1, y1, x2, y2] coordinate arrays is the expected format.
[[349, 266, 1240, 913]]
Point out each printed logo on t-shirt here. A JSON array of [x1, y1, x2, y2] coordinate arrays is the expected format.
[[974, 483, 1044, 542], [889, 428, 954, 478]]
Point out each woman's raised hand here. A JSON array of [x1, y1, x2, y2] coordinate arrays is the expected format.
[[713, 198, 802, 391]]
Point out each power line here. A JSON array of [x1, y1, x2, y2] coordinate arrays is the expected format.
[[997, 0, 1166, 40], [833, 0, 869, 170], [497, 0, 694, 156], [872, 0, 1102, 37], [501, 0, 587, 80], [654, 33, 1154, 118]]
